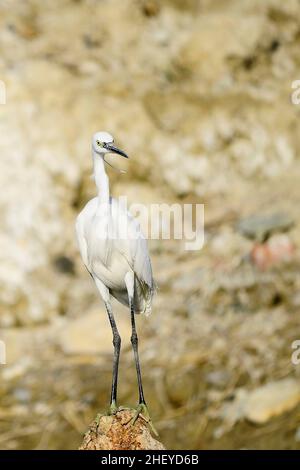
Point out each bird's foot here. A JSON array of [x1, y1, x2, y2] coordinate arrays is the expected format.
[[107, 401, 119, 416], [129, 402, 159, 437]]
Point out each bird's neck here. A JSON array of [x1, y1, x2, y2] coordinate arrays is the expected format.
[[93, 151, 110, 206]]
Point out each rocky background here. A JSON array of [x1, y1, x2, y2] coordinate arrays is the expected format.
[[1, 0, 300, 449]]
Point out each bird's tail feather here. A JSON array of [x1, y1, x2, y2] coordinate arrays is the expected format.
[[135, 277, 156, 316]]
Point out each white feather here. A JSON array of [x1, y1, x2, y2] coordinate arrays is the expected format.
[[76, 135, 155, 315]]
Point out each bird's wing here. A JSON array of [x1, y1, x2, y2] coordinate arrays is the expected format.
[[111, 199, 155, 290], [119, 218, 155, 315], [75, 213, 89, 269], [75, 198, 98, 272], [131, 232, 154, 290]]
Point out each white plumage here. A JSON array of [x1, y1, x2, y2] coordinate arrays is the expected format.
[[76, 194, 155, 315], [75, 131, 156, 430], [75, 134, 155, 315]]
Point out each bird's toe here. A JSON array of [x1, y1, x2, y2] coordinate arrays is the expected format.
[[130, 403, 159, 437]]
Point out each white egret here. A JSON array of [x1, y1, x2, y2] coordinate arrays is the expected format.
[[76, 131, 156, 432]]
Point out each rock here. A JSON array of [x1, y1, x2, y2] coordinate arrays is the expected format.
[[0, 0, 300, 453], [250, 234, 295, 270], [141, 1, 160, 17], [79, 409, 165, 450], [237, 213, 294, 242], [172, 269, 204, 294], [0, 0, 300, 328], [174, 14, 270, 89], [244, 378, 300, 424], [295, 427, 300, 442], [165, 368, 196, 406], [205, 370, 231, 389], [57, 309, 132, 355], [217, 378, 300, 429], [0, 60, 80, 326]]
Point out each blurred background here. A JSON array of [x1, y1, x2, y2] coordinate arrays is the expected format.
[[1, 0, 300, 450]]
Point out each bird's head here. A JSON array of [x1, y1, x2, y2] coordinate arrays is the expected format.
[[92, 131, 129, 159]]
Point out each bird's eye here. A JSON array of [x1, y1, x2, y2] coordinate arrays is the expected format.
[[96, 140, 100, 146]]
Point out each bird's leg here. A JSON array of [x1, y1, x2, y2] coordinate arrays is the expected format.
[[105, 302, 121, 415], [130, 301, 145, 405], [129, 299, 158, 436], [124, 272, 157, 435]]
